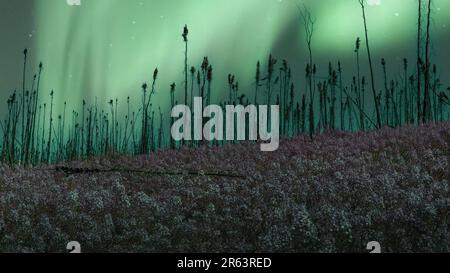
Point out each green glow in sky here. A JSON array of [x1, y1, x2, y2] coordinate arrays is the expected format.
[[312, 0, 450, 51], [32, 0, 450, 110]]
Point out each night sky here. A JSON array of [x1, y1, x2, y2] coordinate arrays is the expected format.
[[1, 0, 450, 114]]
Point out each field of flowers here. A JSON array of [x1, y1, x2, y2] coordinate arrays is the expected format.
[[0, 122, 449, 253]]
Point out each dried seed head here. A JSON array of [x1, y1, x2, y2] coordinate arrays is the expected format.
[[153, 68, 158, 81], [228, 74, 233, 85], [207, 65, 213, 82], [256, 61, 261, 82], [355, 37, 361, 51], [182, 25, 189, 42], [268, 55, 277, 75], [201, 57, 209, 71]]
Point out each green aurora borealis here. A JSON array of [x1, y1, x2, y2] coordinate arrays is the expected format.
[[1, 0, 450, 113]]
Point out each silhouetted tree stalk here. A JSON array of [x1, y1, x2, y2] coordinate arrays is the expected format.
[[20, 49, 28, 163], [299, 5, 315, 138], [423, 0, 432, 122], [355, 38, 365, 130], [359, 0, 381, 129], [417, 0, 423, 124]]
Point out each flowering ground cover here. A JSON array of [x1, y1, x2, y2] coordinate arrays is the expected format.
[[0, 122, 449, 253]]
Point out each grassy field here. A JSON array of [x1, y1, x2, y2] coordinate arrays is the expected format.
[[0, 122, 449, 253]]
